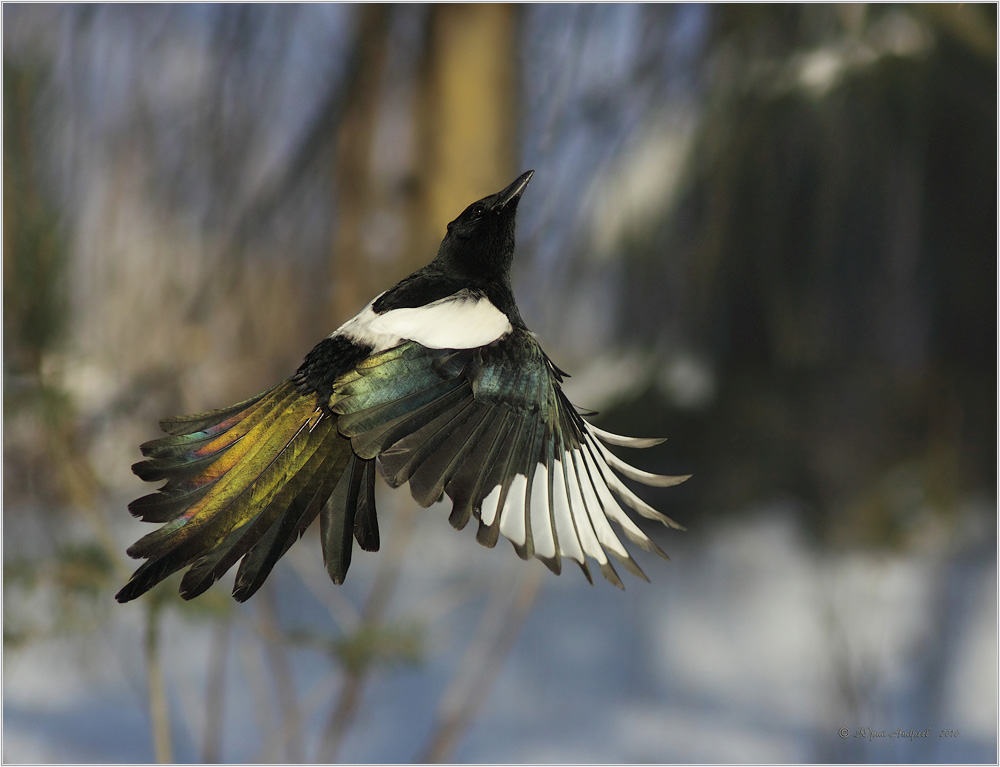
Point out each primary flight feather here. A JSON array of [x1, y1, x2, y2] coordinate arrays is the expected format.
[[116, 170, 689, 603]]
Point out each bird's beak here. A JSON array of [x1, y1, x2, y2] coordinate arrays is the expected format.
[[494, 170, 534, 210]]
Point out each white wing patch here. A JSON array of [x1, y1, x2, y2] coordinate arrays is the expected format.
[[487, 422, 690, 586], [334, 290, 512, 352], [480, 484, 503, 527], [528, 464, 556, 559], [498, 474, 529, 545]]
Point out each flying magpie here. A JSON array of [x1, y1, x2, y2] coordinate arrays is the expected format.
[[116, 170, 689, 603]]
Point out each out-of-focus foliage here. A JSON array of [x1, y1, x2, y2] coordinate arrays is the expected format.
[[5, 62, 66, 376], [3, 3, 995, 763], [595, 4, 996, 549]]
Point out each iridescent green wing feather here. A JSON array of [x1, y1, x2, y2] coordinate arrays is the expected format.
[[117, 381, 364, 602], [333, 332, 688, 588]]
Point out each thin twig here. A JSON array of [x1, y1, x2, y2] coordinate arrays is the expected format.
[[420, 565, 545, 763], [201, 618, 231, 763], [261, 661, 346, 759], [238, 629, 278, 761], [286, 545, 362, 630], [257, 583, 305, 763], [144, 605, 173, 764], [316, 500, 418, 762]]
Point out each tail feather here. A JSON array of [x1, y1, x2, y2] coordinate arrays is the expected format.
[[132, 450, 223, 485], [132, 386, 302, 489], [177, 416, 341, 599], [116, 381, 369, 603], [320, 452, 368, 584], [158, 386, 280, 435], [351, 458, 380, 551], [124, 391, 319, 562], [230, 443, 357, 602], [128, 483, 213, 524]]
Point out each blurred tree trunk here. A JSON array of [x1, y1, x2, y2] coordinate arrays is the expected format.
[[4, 62, 65, 376], [414, 4, 519, 248], [328, 4, 519, 323]]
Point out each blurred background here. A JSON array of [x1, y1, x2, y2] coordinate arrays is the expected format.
[[3, 4, 996, 763]]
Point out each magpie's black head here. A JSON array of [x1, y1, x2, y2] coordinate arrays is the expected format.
[[434, 170, 534, 281]]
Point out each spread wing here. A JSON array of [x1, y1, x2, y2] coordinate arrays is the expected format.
[[332, 330, 688, 587]]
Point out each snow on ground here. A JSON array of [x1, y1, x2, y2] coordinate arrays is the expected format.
[[3, 498, 996, 764]]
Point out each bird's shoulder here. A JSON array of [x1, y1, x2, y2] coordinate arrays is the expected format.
[[467, 329, 568, 414]]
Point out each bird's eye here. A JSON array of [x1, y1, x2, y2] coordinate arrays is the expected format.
[[472, 203, 486, 217]]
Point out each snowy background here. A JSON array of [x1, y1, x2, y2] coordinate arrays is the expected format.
[[5, 491, 995, 763]]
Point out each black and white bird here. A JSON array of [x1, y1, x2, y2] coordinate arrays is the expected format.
[[116, 170, 689, 604]]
